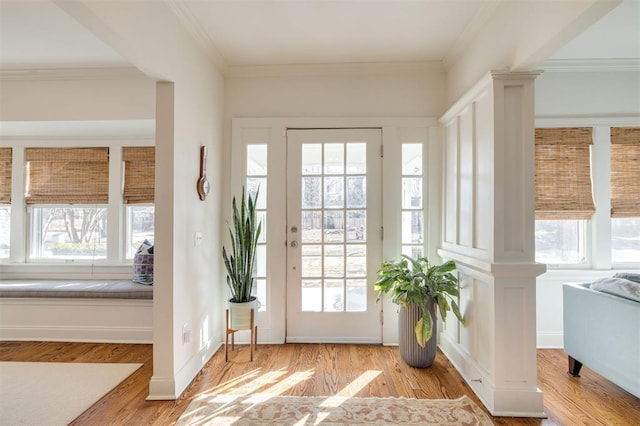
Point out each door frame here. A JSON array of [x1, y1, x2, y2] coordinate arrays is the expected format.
[[230, 117, 440, 345]]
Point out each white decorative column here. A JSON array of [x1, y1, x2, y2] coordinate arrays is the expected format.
[[438, 71, 546, 417]]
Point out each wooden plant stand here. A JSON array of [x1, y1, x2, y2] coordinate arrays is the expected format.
[[225, 308, 257, 362]]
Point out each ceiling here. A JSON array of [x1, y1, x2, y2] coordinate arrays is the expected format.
[[0, 0, 638, 72]]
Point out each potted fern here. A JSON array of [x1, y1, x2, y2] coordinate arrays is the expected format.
[[375, 255, 464, 367], [222, 187, 262, 330]]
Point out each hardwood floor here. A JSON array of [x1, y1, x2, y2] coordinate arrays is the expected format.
[[1, 342, 638, 425]]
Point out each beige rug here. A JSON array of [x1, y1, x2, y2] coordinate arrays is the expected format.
[[177, 393, 494, 425], [0, 361, 142, 425]]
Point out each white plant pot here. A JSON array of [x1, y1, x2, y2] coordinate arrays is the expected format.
[[228, 298, 258, 330]]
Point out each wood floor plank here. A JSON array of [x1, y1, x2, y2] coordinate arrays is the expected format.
[[1, 342, 638, 425]]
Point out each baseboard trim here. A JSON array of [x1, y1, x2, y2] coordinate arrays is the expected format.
[[147, 340, 221, 400], [0, 325, 152, 343], [537, 333, 564, 349], [439, 332, 545, 418]]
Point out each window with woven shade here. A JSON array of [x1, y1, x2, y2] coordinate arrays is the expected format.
[[0, 148, 11, 204], [535, 128, 595, 220], [123, 147, 155, 259], [25, 147, 109, 204], [122, 147, 155, 204], [610, 127, 640, 218]]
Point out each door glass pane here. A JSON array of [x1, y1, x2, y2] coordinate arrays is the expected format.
[[324, 245, 344, 277], [324, 177, 344, 208], [347, 143, 366, 174], [346, 211, 366, 242], [346, 245, 366, 277], [302, 144, 322, 174], [301, 245, 321, 277], [346, 279, 366, 312], [302, 177, 322, 208], [302, 211, 322, 243], [302, 280, 322, 311], [324, 143, 344, 175], [346, 176, 366, 208], [324, 279, 344, 312], [300, 141, 368, 313], [323, 211, 344, 243]]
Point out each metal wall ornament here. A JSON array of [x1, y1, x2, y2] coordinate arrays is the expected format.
[[197, 145, 210, 201]]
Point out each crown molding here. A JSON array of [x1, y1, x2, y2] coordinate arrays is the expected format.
[[0, 120, 155, 139], [535, 114, 640, 127], [164, 0, 228, 74], [227, 61, 444, 78], [0, 67, 149, 81], [540, 58, 640, 72]]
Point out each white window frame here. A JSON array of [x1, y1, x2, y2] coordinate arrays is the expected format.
[[535, 119, 640, 270], [0, 138, 154, 276]]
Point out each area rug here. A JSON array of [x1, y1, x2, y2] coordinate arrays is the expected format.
[[0, 361, 142, 425], [176, 393, 494, 425]]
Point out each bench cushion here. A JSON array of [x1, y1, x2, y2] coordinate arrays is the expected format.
[[0, 280, 153, 299]]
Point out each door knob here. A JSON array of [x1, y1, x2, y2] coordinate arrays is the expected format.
[[290, 240, 299, 248]]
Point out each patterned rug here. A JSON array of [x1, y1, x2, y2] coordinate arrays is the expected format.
[[176, 393, 494, 425]]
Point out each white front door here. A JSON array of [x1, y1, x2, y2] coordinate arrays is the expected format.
[[285, 129, 382, 343]]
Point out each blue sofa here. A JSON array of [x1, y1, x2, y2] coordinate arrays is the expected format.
[[563, 282, 640, 398]]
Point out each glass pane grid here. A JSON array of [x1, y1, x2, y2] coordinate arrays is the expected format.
[[247, 144, 268, 312], [402, 143, 424, 257], [301, 142, 368, 313]]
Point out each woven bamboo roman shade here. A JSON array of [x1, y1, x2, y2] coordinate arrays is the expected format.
[[610, 127, 640, 218], [0, 148, 11, 204], [122, 147, 155, 204], [535, 128, 595, 220], [25, 147, 109, 204]]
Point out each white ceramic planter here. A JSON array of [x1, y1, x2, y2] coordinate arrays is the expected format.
[[228, 298, 259, 330]]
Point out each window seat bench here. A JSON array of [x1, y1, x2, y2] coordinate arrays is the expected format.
[[0, 279, 153, 344], [0, 279, 153, 299]]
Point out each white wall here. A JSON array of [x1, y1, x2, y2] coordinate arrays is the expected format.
[[0, 69, 155, 121], [55, 0, 226, 399], [536, 69, 640, 117], [534, 67, 640, 348], [226, 63, 445, 118]]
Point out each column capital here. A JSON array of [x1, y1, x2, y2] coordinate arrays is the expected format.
[[490, 69, 543, 81]]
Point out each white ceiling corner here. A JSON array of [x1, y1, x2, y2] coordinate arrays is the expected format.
[[164, 0, 229, 73]]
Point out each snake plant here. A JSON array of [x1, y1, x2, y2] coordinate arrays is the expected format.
[[222, 187, 262, 303]]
